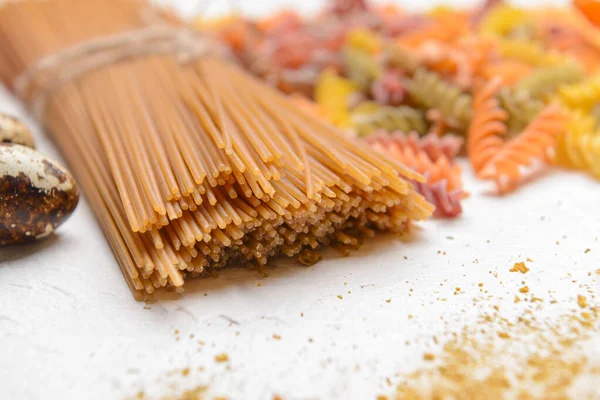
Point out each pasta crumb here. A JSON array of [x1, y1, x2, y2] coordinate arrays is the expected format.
[[510, 262, 529, 274], [578, 295, 588, 309]]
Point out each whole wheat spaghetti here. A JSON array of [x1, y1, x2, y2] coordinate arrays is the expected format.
[[0, 0, 432, 299]]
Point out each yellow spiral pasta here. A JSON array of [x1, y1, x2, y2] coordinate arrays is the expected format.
[[556, 75, 600, 112], [554, 109, 598, 174], [479, 5, 532, 37], [314, 70, 357, 129], [346, 28, 382, 55], [497, 39, 569, 67]]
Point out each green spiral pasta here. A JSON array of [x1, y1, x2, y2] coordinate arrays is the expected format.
[[382, 43, 420, 74], [516, 61, 585, 99], [498, 87, 544, 135], [350, 101, 428, 137], [342, 47, 382, 92], [407, 68, 472, 130]]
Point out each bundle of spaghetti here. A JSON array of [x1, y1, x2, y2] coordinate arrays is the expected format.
[[0, 0, 433, 299]]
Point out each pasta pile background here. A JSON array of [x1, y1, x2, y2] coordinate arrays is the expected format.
[[197, 0, 600, 218]]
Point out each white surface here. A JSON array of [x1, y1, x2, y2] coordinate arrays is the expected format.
[[0, 1, 598, 400]]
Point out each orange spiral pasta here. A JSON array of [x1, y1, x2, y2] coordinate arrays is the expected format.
[[480, 104, 569, 192], [467, 77, 508, 176]]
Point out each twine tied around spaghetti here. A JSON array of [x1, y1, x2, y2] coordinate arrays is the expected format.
[[13, 21, 232, 122]]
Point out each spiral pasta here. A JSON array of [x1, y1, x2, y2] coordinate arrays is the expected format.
[[480, 104, 569, 192], [411, 179, 466, 218], [368, 140, 462, 191], [498, 87, 544, 135], [515, 62, 585, 98], [346, 28, 382, 55], [554, 110, 597, 172], [408, 68, 472, 129], [365, 130, 466, 217], [366, 131, 463, 163], [497, 39, 568, 67], [578, 133, 600, 178], [556, 74, 600, 111], [351, 102, 428, 137], [468, 78, 508, 176], [314, 69, 358, 129], [479, 5, 532, 37], [382, 43, 420, 74], [342, 47, 382, 91]]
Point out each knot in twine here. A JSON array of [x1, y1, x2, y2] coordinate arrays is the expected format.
[[13, 20, 231, 122]]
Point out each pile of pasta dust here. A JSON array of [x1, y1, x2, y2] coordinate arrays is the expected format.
[[391, 293, 600, 399]]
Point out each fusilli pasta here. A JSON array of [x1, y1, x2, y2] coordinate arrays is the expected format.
[[342, 47, 382, 91], [366, 131, 463, 162], [468, 77, 508, 176], [480, 104, 569, 192], [556, 74, 600, 111], [497, 39, 568, 67], [351, 102, 428, 137], [554, 110, 597, 172], [315, 69, 358, 129], [479, 5, 532, 37], [498, 87, 544, 135], [515, 62, 585, 98], [411, 178, 466, 218], [408, 68, 472, 129]]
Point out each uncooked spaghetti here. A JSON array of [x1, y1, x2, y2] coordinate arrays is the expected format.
[[0, 0, 432, 299]]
